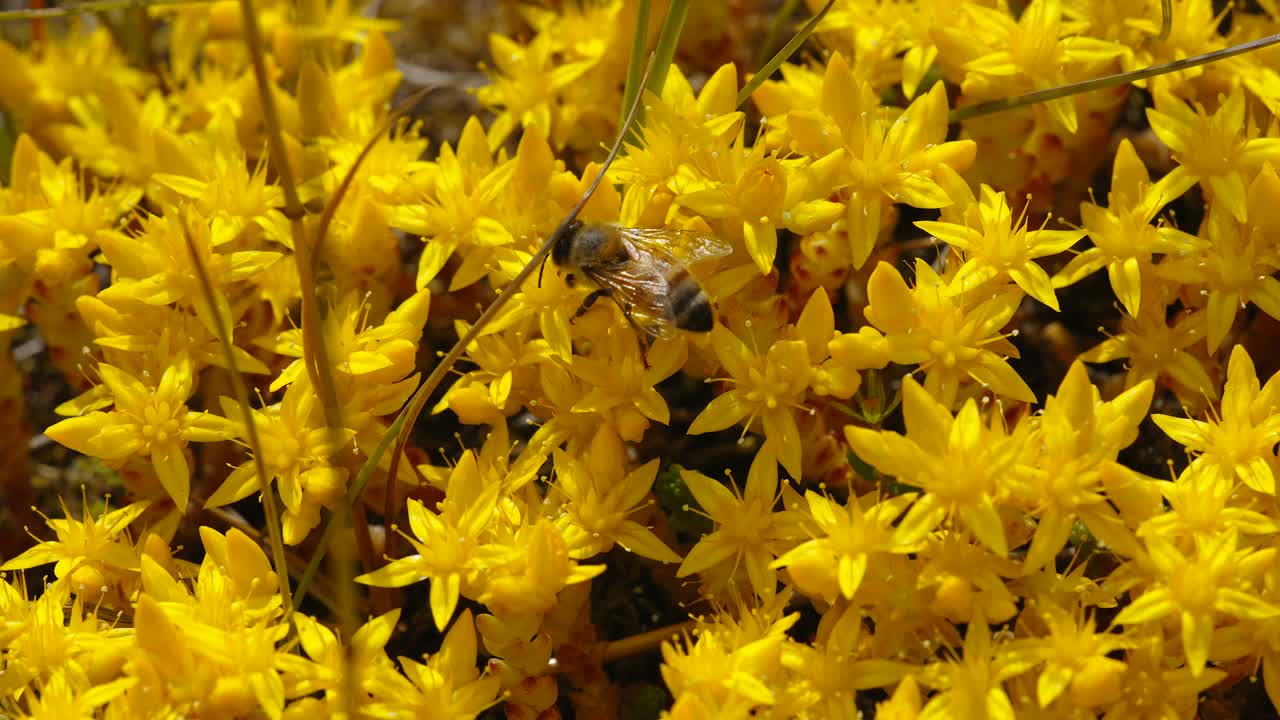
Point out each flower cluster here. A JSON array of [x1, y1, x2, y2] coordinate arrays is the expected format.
[[5, 0, 1280, 718]]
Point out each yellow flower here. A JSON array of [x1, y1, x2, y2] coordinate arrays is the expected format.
[[1053, 138, 1205, 316], [784, 53, 976, 268], [610, 63, 744, 195], [918, 184, 1084, 310], [270, 288, 430, 392], [76, 297, 270, 376], [1114, 529, 1280, 676], [206, 378, 355, 545], [1152, 344, 1280, 495], [123, 593, 215, 716], [661, 612, 796, 713], [1116, 0, 1226, 98], [356, 451, 501, 630], [915, 614, 1039, 720], [845, 378, 1022, 556], [1137, 463, 1277, 545], [919, 532, 1022, 625], [365, 610, 501, 719], [0, 133, 139, 280], [770, 491, 916, 604], [285, 607, 400, 712], [179, 621, 292, 719], [475, 32, 594, 151], [677, 128, 844, 274], [479, 518, 604, 622], [961, 0, 1124, 134], [434, 320, 547, 425], [149, 113, 288, 247], [780, 601, 911, 713], [390, 116, 518, 289], [551, 426, 680, 563], [1156, 165, 1280, 350], [1079, 301, 1216, 403], [1, 496, 149, 604], [1020, 601, 1131, 709], [0, 28, 149, 134], [1102, 631, 1227, 720], [677, 443, 800, 599], [1009, 360, 1154, 571], [45, 355, 237, 510], [18, 669, 133, 720], [863, 259, 1034, 407], [568, 329, 686, 442], [96, 209, 282, 312], [3, 579, 130, 694], [1147, 87, 1280, 222], [688, 325, 813, 478], [140, 526, 282, 625]]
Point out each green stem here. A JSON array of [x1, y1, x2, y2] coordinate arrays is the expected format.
[[753, 0, 802, 69], [618, 0, 651, 138], [644, 0, 688, 99], [951, 32, 1280, 122], [180, 221, 294, 620], [0, 0, 209, 22], [736, 0, 836, 109]]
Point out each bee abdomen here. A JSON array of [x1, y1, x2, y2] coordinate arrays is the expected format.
[[668, 268, 714, 332]]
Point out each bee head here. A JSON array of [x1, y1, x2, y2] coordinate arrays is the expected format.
[[551, 220, 584, 267]]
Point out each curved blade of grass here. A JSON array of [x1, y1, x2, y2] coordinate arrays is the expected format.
[[239, 0, 352, 641], [0, 0, 210, 22], [295, 52, 660, 610], [643, 0, 688, 100], [239, 0, 343, 440], [1159, 0, 1172, 42], [736, 0, 836, 109], [202, 503, 358, 617], [617, 0, 650, 142], [951, 32, 1280, 123], [180, 220, 294, 620], [753, 0, 803, 68], [311, 87, 434, 276]]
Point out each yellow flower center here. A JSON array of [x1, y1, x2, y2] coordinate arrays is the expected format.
[[1184, 114, 1243, 178], [745, 364, 792, 410], [138, 402, 183, 447]]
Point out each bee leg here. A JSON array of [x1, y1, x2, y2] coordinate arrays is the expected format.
[[619, 303, 653, 368], [572, 289, 609, 322]]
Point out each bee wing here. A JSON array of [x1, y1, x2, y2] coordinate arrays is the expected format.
[[614, 227, 733, 267], [582, 265, 678, 339]]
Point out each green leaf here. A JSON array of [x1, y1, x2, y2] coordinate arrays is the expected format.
[[653, 464, 713, 538], [621, 685, 670, 720]]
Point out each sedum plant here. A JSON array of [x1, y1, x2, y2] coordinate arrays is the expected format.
[[5, 1, 1280, 718]]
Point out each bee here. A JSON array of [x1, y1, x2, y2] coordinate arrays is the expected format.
[[550, 221, 732, 338]]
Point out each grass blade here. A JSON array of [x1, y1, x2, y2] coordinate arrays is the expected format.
[[644, 0, 688, 100], [618, 0, 651, 139], [179, 219, 294, 619], [736, 0, 835, 109], [950, 32, 1280, 123]]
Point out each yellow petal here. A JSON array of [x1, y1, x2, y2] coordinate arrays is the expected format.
[[151, 443, 191, 511], [743, 218, 778, 274], [865, 262, 915, 333], [1008, 263, 1060, 311], [689, 391, 752, 435], [615, 522, 681, 564]]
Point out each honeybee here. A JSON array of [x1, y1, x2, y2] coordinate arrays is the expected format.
[[549, 221, 732, 338]]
